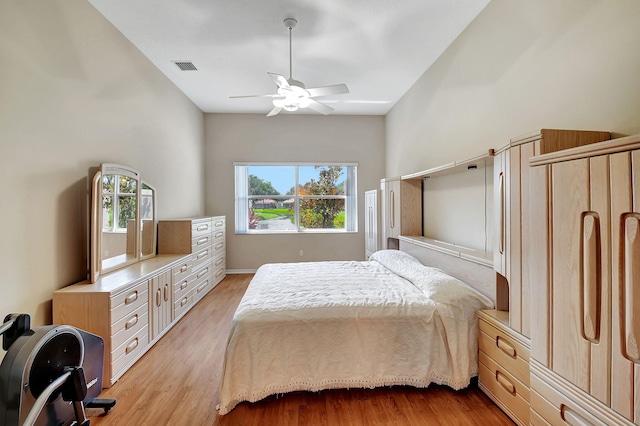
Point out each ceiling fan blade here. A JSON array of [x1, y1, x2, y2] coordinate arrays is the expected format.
[[230, 94, 281, 98], [267, 72, 291, 89], [267, 106, 283, 117], [306, 84, 349, 97], [306, 99, 334, 115]]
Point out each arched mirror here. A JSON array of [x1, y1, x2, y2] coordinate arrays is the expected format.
[[90, 164, 156, 282]]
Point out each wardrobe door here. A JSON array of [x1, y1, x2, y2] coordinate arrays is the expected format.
[[494, 150, 509, 278], [364, 189, 379, 258], [610, 150, 640, 422], [550, 156, 610, 402]]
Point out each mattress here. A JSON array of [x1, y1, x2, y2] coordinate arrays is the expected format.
[[218, 249, 493, 414]]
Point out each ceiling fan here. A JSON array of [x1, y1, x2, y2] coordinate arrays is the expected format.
[[230, 18, 349, 117]]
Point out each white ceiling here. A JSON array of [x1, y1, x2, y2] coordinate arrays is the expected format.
[[88, 0, 490, 116]]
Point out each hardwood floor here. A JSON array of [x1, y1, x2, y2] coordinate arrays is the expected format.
[[88, 274, 514, 426]]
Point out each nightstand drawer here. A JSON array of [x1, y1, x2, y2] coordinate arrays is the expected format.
[[479, 352, 529, 425], [479, 318, 530, 386]]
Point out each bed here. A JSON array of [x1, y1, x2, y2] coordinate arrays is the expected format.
[[217, 249, 493, 415]]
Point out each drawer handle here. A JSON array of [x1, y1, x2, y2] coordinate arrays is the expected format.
[[180, 296, 188, 307], [180, 264, 188, 273], [581, 212, 601, 343], [180, 280, 188, 290], [214, 243, 223, 250], [496, 336, 516, 357], [197, 280, 208, 293], [164, 283, 169, 302], [623, 214, 640, 362], [215, 221, 224, 227], [214, 231, 224, 238], [125, 315, 138, 330], [495, 371, 516, 395], [561, 404, 594, 426], [156, 289, 161, 307], [196, 237, 209, 246], [197, 268, 209, 279], [215, 269, 224, 277], [196, 224, 209, 231], [126, 338, 139, 354], [125, 291, 138, 305], [197, 250, 209, 260], [215, 258, 224, 266]]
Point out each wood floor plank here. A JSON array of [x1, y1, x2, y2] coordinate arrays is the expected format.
[[87, 273, 514, 425]]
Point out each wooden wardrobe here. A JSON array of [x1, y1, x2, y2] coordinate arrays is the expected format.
[[529, 134, 640, 425]]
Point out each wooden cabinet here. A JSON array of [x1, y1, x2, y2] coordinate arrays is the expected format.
[[478, 310, 531, 426], [529, 134, 640, 424], [380, 177, 422, 249], [150, 269, 172, 340], [53, 216, 226, 387], [494, 129, 610, 337], [364, 189, 380, 258]]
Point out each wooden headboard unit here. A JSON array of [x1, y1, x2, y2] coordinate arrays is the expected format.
[[399, 237, 496, 305]]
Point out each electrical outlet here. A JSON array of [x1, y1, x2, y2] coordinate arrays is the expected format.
[[299, 250, 304, 257]]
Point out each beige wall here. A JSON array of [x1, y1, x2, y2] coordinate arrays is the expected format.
[[386, 0, 640, 177], [0, 1, 205, 328], [204, 113, 385, 271]]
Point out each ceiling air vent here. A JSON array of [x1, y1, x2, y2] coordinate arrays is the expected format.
[[173, 61, 197, 71]]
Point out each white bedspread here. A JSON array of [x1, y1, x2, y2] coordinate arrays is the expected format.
[[218, 250, 493, 414]]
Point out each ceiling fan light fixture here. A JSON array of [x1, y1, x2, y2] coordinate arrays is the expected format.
[[230, 17, 349, 117], [272, 97, 299, 112], [297, 97, 310, 108]]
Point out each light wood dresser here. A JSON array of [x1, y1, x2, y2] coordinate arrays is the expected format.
[[53, 216, 226, 387], [478, 309, 531, 426]]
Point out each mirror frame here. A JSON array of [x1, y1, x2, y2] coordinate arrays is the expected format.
[[90, 163, 156, 283], [139, 180, 157, 262]]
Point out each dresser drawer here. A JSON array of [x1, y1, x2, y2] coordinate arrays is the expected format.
[[191, 234, 212, 252], [111, 283, 148, 324], [212, 228, 225, 243], [193, 276, 211, 304], [212, 239, 225, 258], [172, 259, 192, 282], [479, 352, 530, 425], [192, 246, 212, 270], [193, 262, 211, 281], [173, 272, 194, 300], [479, 318, 530, 386], [212, 260, 226, 287], [173, 291, 193, 319], [191, 218, 212, 239], [111, 325, 149, 379], [212, 217, 225, 230], [212, 254, 225, 270], [111, 305, 148, 350]]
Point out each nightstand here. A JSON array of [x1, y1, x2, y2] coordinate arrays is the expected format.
[[478, 309, 531, 426]]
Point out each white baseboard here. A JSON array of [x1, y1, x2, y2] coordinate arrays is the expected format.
[[226, 269, 258, 274]]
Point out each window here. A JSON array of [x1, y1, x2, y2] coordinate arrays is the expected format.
[[234, 163, 357, 233]]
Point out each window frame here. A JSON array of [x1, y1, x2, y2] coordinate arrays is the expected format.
[[234, 162, 358, 234]]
